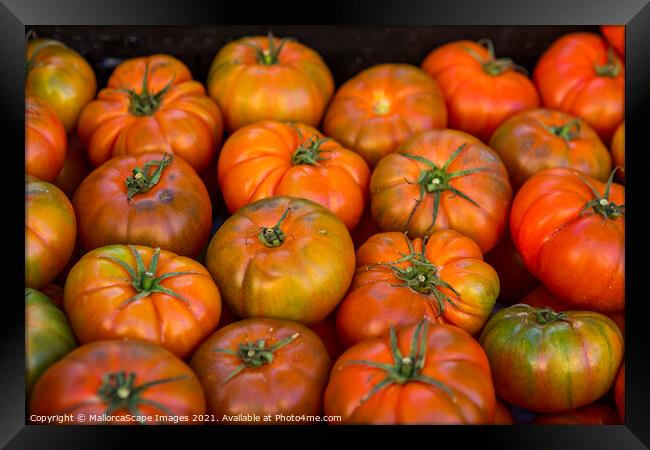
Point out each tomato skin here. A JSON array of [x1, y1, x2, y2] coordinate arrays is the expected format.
[[479, 304, 624, 413], [494, 398, 514, 424], [421, 40, 539, 143], [601, 25, 625, 56], [207, 35, 334, 133], [336, 231, 499, 347], [533, 32, 624, 144], [614, 363, 625, 422], [532, 403, 621, 425], [73, 152, 212, 258], [26, 38, 97, 131], [323, 63, 447, 166], [78, 54, 223, 174], [489, 108, 612, 190], [217, 121, 370, 230], [25, 288, 76, 395], [611, 122, 625, 182], [324, 321, 495, 424], [510, 168, 624, 312], [206, 196, 355, 325], [370, 129, 512, 253], [25, 96, 67, 182], [54, 132, 92, 199], [30, 340, 206, 424], [25, 176, 77, 289], [190, 318, 330, 422]]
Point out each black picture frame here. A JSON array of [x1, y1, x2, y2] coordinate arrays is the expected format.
[[4, 0, 649, 448]]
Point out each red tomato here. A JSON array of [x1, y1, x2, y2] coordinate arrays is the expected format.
[[611, 122, 625, 182], [601, 25, 625, 56], [615, 363, 625, 422], [532, 403, 621, 425], [25, 96, 67, 182]]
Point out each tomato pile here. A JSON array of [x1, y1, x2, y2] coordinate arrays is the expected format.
[[25, 27, 625, 425]]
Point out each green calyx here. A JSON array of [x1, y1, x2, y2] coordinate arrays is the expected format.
[[344, 320, 455, 404], [258, 207, 292, 248], [579, 168, 625, 220], [245, 31, 291, 66], [122, 61, 175, 116], [532, 307, 567, 324], [125, 153, 173, 200], [545, 118, 581, 141], [212, 332, 301, 384], [465, 38, 528, 76], [291, 133, 332, 165], [594, 47, 621, 78]]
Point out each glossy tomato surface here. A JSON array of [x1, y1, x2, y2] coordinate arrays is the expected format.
[[25, 96, 67, 182]]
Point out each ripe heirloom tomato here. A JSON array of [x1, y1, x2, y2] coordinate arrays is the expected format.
[[64, 245, 221, 358], [73, 152, 212, 257], [615, 363, 625, 422], [336, 230, 499, 347], [54, 132, 93, 199], [611, 122, 625, 182], [324, 320, 496, 424], [494, 399, 514, 425], [489, 108, 612, 190], [480, 304, 624, 413], [370, 129, 512, 253], [218, 121, 370, 230], [78, 54, 223, 173], [207, 32, 334, 133], [206, 196, 355, 325], [533, 32, 624, 144], [601, 25, 625, 56], [25, 96, 67, 182], [322, 63, 447, 166], [421, 39, 539, 143], [532, 403, 621, 425], [25, 176, 76, 289], [190, 318, 330, 423], [30, 340, 205, 424], [510, 168, 624, 312], [26, 36, 97, 131], [26, 288, 76, 395]]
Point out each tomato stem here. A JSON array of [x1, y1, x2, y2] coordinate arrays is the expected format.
[[291, 132, 332, 165], [578, 169, 625, 219], [545, 118, 581, 141], [125, 153, 173, 199], [532, 307, 567, 324], [122, 61, 175, 116], [594, 47, 621, 78], [258, 206, 292, 247], [245, 31, 291, 66], [465, 38, 529, 76]]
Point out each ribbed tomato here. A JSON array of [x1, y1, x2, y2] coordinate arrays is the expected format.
[[324, 320, 496, 424], [370, 129, 512, 253], [533, 32, 624, 144], [510, 168, 624, 312], [601, 25, 625, 56], [421, 39, 539, 143], [25, 96, 67, 182], [217, 121, 369, 230], [480, 304, 624, 413], [322, 63, 447, 166], [489, 108, 612, 190], [615, 363, 625, 422], [78, 54, 223, 173], [336, 231, 499, 347], [611, 122, 625, 182], [532, 403, 621, 425], [207, 32, 334, 133]]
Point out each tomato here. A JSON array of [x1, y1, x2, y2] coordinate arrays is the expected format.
[[370, 129, 512, 253], [310, 314, 344, 361], [207, 32, 334, 133], [53, 132, 93, 199], [322, 63, 447, 166], [510, 168, 624, 312], [30, 340, 205, 424], [494, 398, 514, 425], [78, 54, 223, 174], [489, 108, 612, 190], [190, 318, 330, 422], [533, 32, 624, 144], [25, 96, 67, 182], [324, 320, 495, 424], [351, 206, 382, 250], [601, 25, 625, 56], [614, 363, 625, 422], [218, 121, 370, 230], [26, 37, 96, 131], [421, 39, 539, 143], [26, 288, 76, 395], [336, 231, 499, 347], [480, 304, 624, 413], [532, 403, 621, 425], [25, 176, 76, 289], [206, 196, 355, 325], [64, 244, 221, 358], [73, 152, 212, 257], [611, 122, 625, 182]]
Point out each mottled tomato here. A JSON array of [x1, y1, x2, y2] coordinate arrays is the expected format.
[[494, 399, 514, 425], [64, 245, 221, 358], [25, 96, 67, 182], [322, 63, 447, 166], [370, 129, 512, 253], [26, 288, 76, 395], [26, 37, 96, 131], [480, 304, 624, 413], [489, 108, 612, 190], [218, 121, 370, 230], [324, 320, 495, 424], [510, 168, 624, 312], [190, 318, 330, 423], [310, 314, 344, 361], [30, 340, 205, 424], [533, 32, 624, 144], [206, 197, 355, 325], [615, 363, 625, 422], [207, 32, 334, 133], [25, 176, 76, 289], [53, 132, 93, 199], [78, 54, 223, 173], [73, 152, 212, 257], [532, 403, 621, 425], [601, 25, 625, 56], [421, 39, 539, 143], [336, 231, 499, 347], [611, 122, 625, 182]]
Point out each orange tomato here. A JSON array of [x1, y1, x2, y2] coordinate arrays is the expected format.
[[25, 96, 67, 182]]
